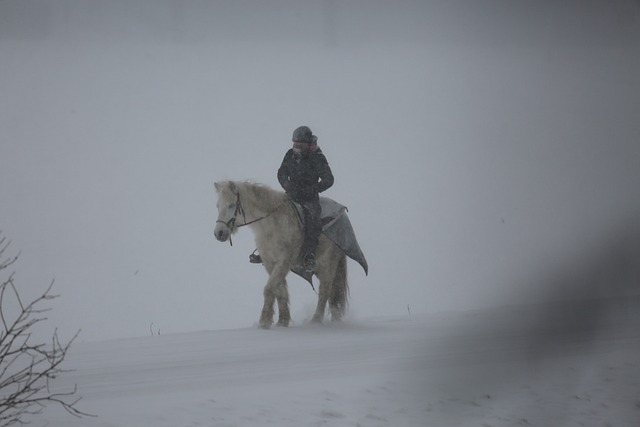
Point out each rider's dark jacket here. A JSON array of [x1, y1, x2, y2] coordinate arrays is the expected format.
[[277, 148, 334, 202]]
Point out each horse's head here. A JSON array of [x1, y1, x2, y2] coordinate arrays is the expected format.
[[213, 181, 241, 243]]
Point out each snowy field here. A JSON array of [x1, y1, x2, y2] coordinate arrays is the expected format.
[[36, 300, 640, 427]]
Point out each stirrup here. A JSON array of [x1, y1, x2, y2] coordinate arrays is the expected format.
[[249, 249, 262, 264]]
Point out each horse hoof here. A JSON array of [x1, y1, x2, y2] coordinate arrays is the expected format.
[[258, 323, 271, 330], [277, 319, 290, 327]]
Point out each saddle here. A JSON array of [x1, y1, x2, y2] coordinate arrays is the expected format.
[[291, 198, 348, 230]]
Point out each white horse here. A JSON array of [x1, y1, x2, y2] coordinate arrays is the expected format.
[[213, 180, 349, 328]]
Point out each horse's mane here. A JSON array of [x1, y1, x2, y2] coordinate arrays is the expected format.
[[215, 180, 288, 212]]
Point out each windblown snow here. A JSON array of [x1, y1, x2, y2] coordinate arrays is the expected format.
[[38, 300, 640, 426]]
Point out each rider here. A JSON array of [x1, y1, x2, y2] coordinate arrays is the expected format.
[[277, 125, 334, 270]]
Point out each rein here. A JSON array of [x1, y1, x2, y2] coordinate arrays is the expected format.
[[216, 192, 273, 246]]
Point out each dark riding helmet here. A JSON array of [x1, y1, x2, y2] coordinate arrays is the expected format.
[[292, 126, 318, 144]]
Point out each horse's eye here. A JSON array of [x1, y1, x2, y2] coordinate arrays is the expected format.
[[228, 203, 235, 209]]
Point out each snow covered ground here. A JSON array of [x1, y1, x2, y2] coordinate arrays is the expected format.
[[36, 299, 640, 427]]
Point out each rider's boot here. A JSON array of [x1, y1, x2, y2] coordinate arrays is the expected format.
[[302, 253, 315, 272]]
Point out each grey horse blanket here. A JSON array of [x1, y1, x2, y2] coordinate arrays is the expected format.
[[290, 197, 368, 284]]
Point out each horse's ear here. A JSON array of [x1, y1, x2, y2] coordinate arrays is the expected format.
[[229, 181, 237, 192], [214, 182, 220, 192]]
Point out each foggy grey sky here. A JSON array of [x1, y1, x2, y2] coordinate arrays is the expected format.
[[1, 0, 639, 342]]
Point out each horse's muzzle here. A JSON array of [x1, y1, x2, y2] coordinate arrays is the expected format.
[[214, 224, 229, 242]]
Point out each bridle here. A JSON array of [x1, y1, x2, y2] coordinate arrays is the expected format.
[[215, 192, 272, 246]]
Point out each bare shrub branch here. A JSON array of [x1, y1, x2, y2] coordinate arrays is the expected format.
[[0, 233, 94, 426]]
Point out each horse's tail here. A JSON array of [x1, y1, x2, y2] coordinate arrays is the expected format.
[[329, 254, 349, 320]]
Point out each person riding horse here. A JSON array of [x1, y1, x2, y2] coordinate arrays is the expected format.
[[277, 126, 334, 271]]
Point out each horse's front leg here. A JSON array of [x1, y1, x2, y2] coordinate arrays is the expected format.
[[259, 263, 289, 328], [276, 277, 290, 327]]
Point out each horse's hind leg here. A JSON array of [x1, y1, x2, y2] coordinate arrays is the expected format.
[[311, 279, 329, 323], [329, 255, 348, 322], [259, 263, 289, 328], [311, 242, 347, 324]]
